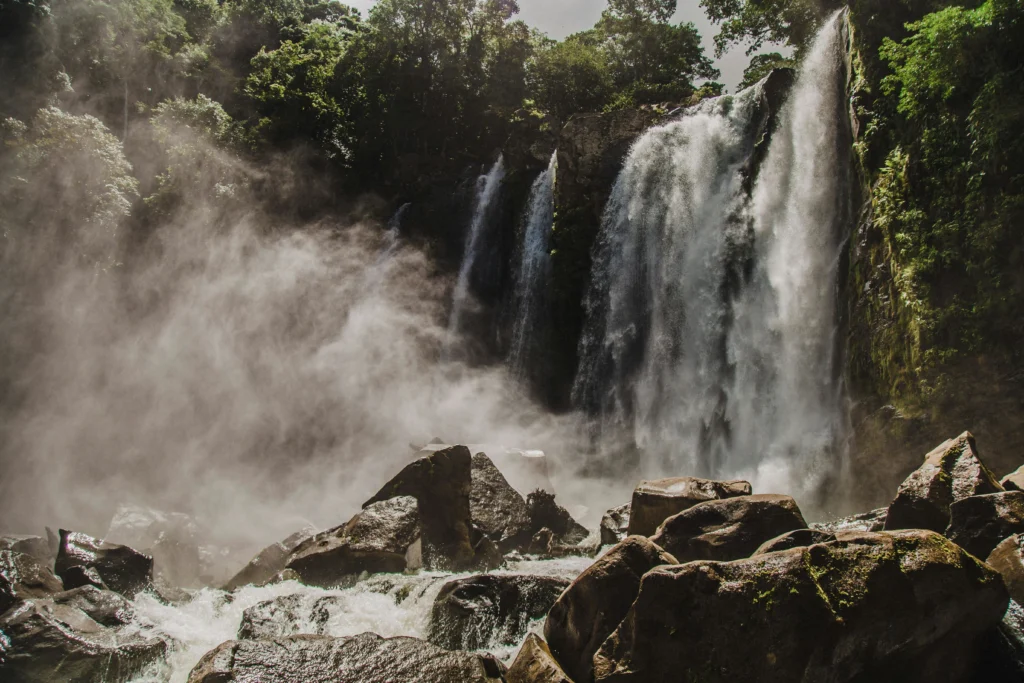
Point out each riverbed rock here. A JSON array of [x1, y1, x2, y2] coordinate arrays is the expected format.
[[1001, 465, 1024, 492], [592, 530, 1008, 683], [54, 530, 152, 598], [51, 585, 135, 627], [544, 536, 676, 683], [810, 507, 887, 534], [105, 504, 202, 588], [364, 445, 476, 569], [946, 491, 1024, 559], [753, 528, 836, 556], [0, 598, 166, 682], [600, 504, 630, 546], [471, 452, 532, 553], [429, 573, 570, 651], [527, 490, 589, 546], [626, 477, 751, 537], [186, 632, 507, 683], [885, 432, 1003, 533], [223, 527, 315, 591], [507, 633, 574, 683], [286, 496, 421, 587], [0, 535, 53, 566], [649, 494, 807, 564], [0, 550, 64, 614], [988, 534, 1024, 605], [237, 592, 345, 640]]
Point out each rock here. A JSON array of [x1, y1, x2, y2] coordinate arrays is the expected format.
[[810, 507, 887, 534], [286, 496, 421, 587], [186, 632, 506, 683], [364, 445, 476, 570], [105, 504, 202, 588], [223, 527, 314, 591], [52, 585, 135, 627], [507, 633, 574, 683], [885, 432, 1003, 533], [530, 528, 555, 555], [471, 452, 532, 553], [592, 530, 1008, 683], [544, 536, 677, 683], [59, 565, 108, 591], [649, 494, 807, 564], [429, 574, 570, 651], [626, 477, 752, 537], [600, 505, 630, 546], [237, 593, 343, 640], [0, 598, 166, 682], [0, 535, 53, 566], [946, 491, 1024, 559], [55, 530, 152, 598], [1001, 465, 1024, 492], [753, 528, 836, 556], [527, 490, 590, 546], [0, 550, 64, 614], [470, 531, 505, 571], [987, 534, 1024, 604]]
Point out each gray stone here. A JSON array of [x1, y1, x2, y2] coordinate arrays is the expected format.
[[600, 504, 630, 546], [55, 530, 152, 598], [627, 477, 751, 537]]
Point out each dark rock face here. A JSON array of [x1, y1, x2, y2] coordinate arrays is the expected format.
[[649, 494, 807, 564], [286, 496, 421, 587], [988, 534, 1024, 605], [223, 527, 314, 591], [507, 633, 574, 683], [810, 507, 887, 534], [55, 530, 152, 598], [885, 433, 1003, 533], [592, 530, 1008, 683], [429, 573, 570, 651], [60, 565, 107, 591], [52, 585, 135, 627], [187, 632, 506, 683], [600, 504, 630, 546], [946, 491, 1024, 559], [0, 536, 53, 566], [527, 490, 590, 546], [105, 505, 202, 588], [1001, 465, 1024, 492], [0, 550, 64, 614], [471, 452, 532, 553], [626, 477, 752, 537], [544, 536, 677, 683], [364, 445, 476, 570], [237, 593, 344, 640], [753, 529, 836, 556], [0, 598, 166, 683]]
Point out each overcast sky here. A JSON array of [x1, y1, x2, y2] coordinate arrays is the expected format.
[[341, 0, 760, 90]]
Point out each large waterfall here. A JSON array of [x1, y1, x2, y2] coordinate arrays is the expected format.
[[573, 11, 850, 501]]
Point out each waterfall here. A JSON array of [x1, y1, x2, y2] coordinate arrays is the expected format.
[[507, 152, 556, 378], [573, 11, 850, 500]]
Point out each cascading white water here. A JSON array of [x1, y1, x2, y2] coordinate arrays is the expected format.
[[507, 152, 556, 378]]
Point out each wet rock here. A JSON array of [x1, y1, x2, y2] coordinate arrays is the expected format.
[[51, 585, 135, 627], [471, 452, 532, 553], [650, 494, 807, 564], [59, 565, 107, 591], [946, 491, 1024, 559], [600, 504, 630, 546], [286, 496, 421, 587], [105, 504, 202, 588], [987, 534, 1024, 604], [237, 593, 344, 640], [592, 530, 1008, 683], [55, 530, 152, 598], [1001, 465, 1024, 492], [544, 536, 676, 683], [885, 432, 1003, 533], [0, 598, 166, 682], [0, 535, 53, 566], [470, 531, 505, 571], [753, 528, 836, 556], [429, 573, 570, 651], [507, 633, 574, 683], [223, 527, 315, 591], [810, 507, 887, 534], [627, 477, 751, 537], [0, 550, 64, 614], [364, 445, 476, 570], [527, 490, 590, 546], [529, 528, 555, 555], [187, 632, 506, 683]]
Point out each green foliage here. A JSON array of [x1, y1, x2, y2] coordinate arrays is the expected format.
[[700, 0, 843, 55], [528, 37, 614, 122], [738, 52, 796, 90]]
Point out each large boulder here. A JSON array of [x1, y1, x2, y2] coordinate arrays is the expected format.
[[51, 585, 135, 627], [649, 494, 807, 564], [544, 536, 676, 683], [286, 496, 421, 587], [364, 445, 475, 570], [946, 491, 1024, 559], [223, 527, 315, 591], [600, 504, 630, 546], [1000, 465, 1024, 492], [592, 530, 1008, 683], [527, 490, 590, 546], [471, 452, 532, 553], [104, 504, 202, 588], [186, 632, 506, 683], [237, 592, 343, 640], [0, 536, 53, 566], [987, 534, 1024, 605], [885, 432, 1003, 533], [810, 508, 887, 534], [626, 477, 751, 537], [753, 529, 836, 556], [0, 550, 64, 614], [507, 633, 574, 683], [0, 598, 166, 682], [429, 573, 570, 651], [55, 530, 152, 598]]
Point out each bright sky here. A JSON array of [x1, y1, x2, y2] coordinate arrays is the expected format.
[[341, 0, 761, 90]]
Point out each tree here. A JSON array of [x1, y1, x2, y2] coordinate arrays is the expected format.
[[699, 0, 842, 56], [528, 35, 614, 121], [738, 52, 796, 90]]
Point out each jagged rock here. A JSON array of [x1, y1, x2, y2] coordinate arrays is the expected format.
[[1, 550, 64, 614], [55, 530, 152, 598], [470, 531, 505, 571], [626, 477, 752, 537], [544, 536, 676, 683], [429, 573, 570, 651], [237, 593, 344, 640], [507, 633, 574, 683], [527, 490, 589, 546], [105, 504, 202, 588], [0, 598, 166, 682], [946, 491, 1024, 559], [649, 494, 807, 564], [60, 565, 107, 591], [592, 530, 1008, 683], [988, 534, 1024, 605], [286, 496, 421, 587], [810, 507, 887, 534], [51, 585, 135, 627], [186, 632, 506, 683], [364, 445, 476, 570], [885, 432, 1003, 533], [529, 528, 555, 555], [600, 504, 630, 546], [471, 452, 532, 553], [0, 535, 53, 566], [753, 528, 836, 556], [1001, 465, 1024, 492], [223, 527, 315, 591]]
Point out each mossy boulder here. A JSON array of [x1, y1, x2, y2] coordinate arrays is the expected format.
[[946, 491, 1024, 559]]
